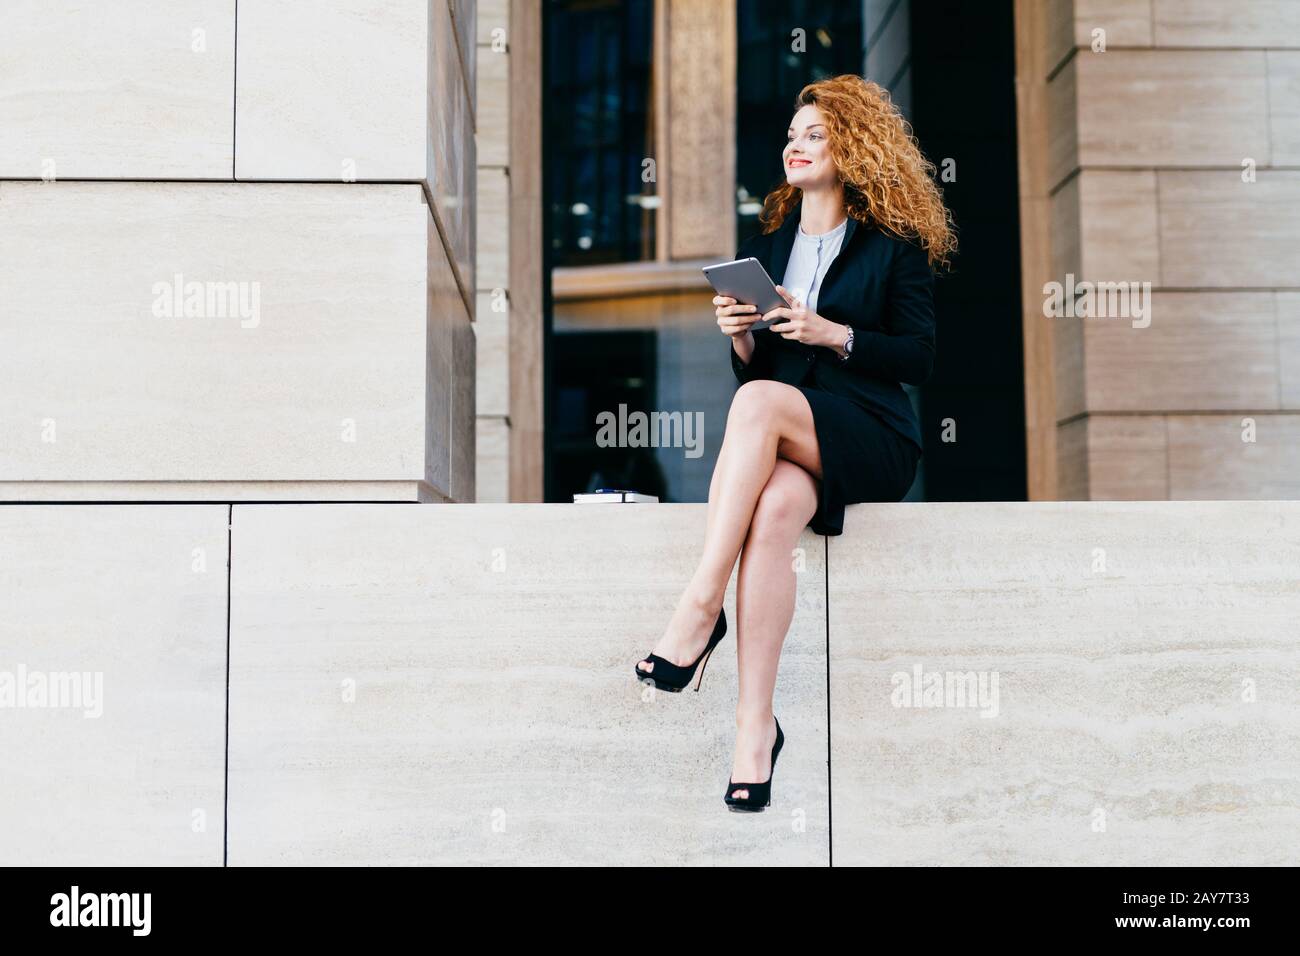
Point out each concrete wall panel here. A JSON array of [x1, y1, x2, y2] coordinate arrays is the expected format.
[[1154, 0, 1300, 47], [0, 182, 443, 499], [234, 0, 426, 181], [0, 505, 228, 865], [1167, 415, 1300, 499], [1160, 171, 1300, 290], [227, 503, 830, 865], [0, 0, 236, 179], [1071, 50, 1271, 177], [829, 501, 1300, 865]]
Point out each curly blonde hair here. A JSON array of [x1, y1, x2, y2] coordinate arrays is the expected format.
[[759, 74, 957, 269]]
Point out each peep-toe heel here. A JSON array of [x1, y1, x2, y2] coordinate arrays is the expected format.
[[634, 608, 726, 693], [724, 716, 784, 812]]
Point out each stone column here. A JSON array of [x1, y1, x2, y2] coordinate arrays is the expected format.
[[1015, 0, 1300, 500]]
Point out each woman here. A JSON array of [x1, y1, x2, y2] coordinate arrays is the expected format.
[[634, 75, 956, 811]]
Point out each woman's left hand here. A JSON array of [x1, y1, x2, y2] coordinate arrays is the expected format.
[[764, 286, 848, 353]]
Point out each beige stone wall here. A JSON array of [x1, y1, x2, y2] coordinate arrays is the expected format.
[[474, 0, 510, 502], [473, 0, 543, 502], [6, 499, 1296, 864], [1017, 0, 1300, 500], [658, 0, 737, 261], [0, 1, 476, 502]]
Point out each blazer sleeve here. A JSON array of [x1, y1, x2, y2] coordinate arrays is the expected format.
[[731, 327, 777, 384], [841, 239, 936, 386]]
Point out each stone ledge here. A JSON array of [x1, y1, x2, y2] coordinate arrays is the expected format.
[[2, 501, 1296, 865]]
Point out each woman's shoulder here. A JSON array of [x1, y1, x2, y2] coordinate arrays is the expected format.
[[860, 225, 933, 273]]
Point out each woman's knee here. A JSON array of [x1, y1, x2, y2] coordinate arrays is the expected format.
[[727, 380, 786, 431], [750, 464, 817, 541]]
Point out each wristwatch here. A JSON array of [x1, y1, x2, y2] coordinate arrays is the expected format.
[[840, 324, 854, 361]]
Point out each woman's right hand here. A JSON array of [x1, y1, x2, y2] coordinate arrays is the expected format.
[[714, 295, 759, 338]]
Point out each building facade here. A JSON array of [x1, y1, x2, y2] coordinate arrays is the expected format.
[[528, 0, 1300, 504], [4, 0, 1293, 504], [1, 0, 1296, 870]]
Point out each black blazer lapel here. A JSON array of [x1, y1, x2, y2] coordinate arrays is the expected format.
[[765, 200, 799, 281], [818, 215, 859, 304]]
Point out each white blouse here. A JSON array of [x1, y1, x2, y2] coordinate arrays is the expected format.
[[779, 216, 848, 314]]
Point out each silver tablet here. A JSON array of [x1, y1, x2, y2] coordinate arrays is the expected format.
[[702, 257, 786, 330]]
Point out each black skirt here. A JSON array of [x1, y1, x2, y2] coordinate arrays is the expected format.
[[796, 385, 922, 536]]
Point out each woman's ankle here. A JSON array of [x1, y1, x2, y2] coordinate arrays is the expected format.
[[735, 706, 774, 731], [681, 582, 723, 618]]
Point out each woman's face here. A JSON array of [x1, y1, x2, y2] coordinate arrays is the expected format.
[[784, 104, 836, 190]]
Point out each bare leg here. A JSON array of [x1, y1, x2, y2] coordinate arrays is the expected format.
[[639, 380, 823, 674], [728, 459, 819, 798]]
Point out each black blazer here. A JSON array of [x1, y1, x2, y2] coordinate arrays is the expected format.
[[728, 199, 936, 451]]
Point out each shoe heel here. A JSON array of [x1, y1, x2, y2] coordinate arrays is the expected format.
[[693, 645, 717, 692]]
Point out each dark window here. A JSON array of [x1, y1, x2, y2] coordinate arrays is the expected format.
[[551, 330, 668, 500], [545, 0, 656, 266], [541, 0, 1026, 504], [908, 0, 1027, 501], [736, 0, 865, 248]]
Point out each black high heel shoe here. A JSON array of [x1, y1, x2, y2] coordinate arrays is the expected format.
[[724, 716, 784, 812], [633, 608, 726, 693]]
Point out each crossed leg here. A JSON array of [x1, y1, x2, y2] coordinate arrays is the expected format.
[[728, 456, 818, 798], [635, 379, 823, 791]]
